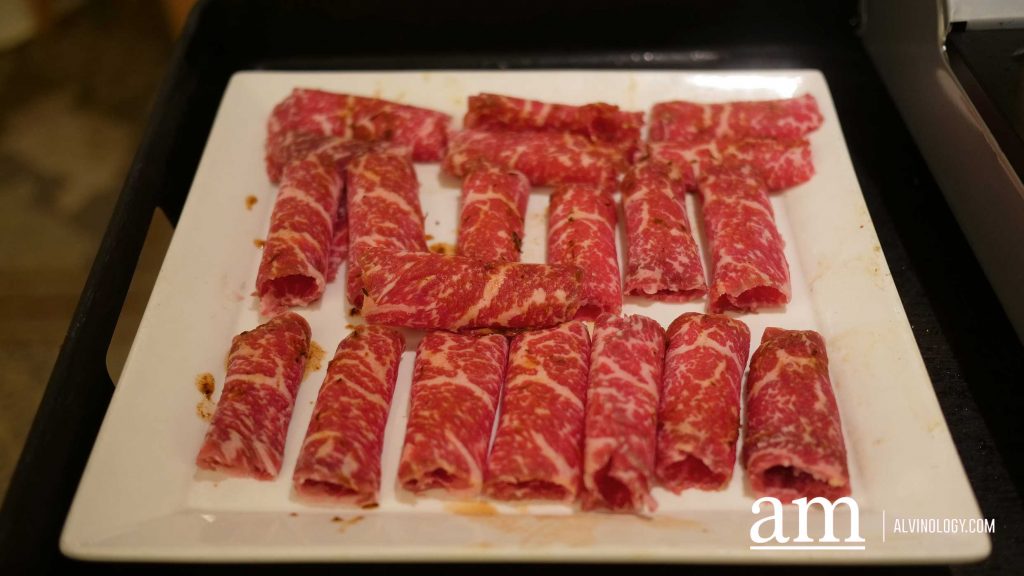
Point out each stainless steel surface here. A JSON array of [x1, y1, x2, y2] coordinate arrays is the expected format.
[[947, 0, 1024, 29], [862, 0, 1024, 343]]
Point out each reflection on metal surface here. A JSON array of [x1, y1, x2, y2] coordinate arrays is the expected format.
[[863, 0, 1024, 344], [948, 0, 1024, 30]]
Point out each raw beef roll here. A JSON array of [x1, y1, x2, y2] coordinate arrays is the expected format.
[[699, 163, 790, 313], [656, 312, 749, 492], [582, 313, 665, 514], [346, 150, 428, 308], [398, 331, 509, 496], [485, 321, 591, 501], [621, 161, 706, 301], [743, 327, 851, 502], [358, 248, 583, 332], [293, 326, 405, 507], [196, 312, 311, 479], [649, 94, 823, 146], [548, 183, 622, 319], [457, 166, 530, 263]]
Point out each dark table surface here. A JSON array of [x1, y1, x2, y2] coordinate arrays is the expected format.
[[1, 0, 1022, 573]]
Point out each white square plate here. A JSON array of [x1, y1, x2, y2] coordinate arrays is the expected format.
[[61, 70, 989, 563]]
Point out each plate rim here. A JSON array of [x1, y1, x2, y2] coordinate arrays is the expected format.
[[60, 68, 990, 564]]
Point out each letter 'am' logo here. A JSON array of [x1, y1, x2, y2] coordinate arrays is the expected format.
[[749, 496, 866, 551]]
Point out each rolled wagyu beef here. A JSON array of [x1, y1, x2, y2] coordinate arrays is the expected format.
[[548, 183, 622, 319], [457, 166, 530, 263], [196, 312, 311, 479], [647, 138, 814, 193], [266, 88, 450, 182], [621, 161, 706, 302], [293, 326, 405, 507], [656, 312, 750, 492], [255, 157, 344, 317], [743, 327, 851, 502], [358, 248, 583, 333], [581, 313, 665, 514], [648, 94, 823, 146], [485, 321, 591, 501], [443, 129, 625, 189], [398, 331, 509, 497], [345, 150, 428, 309], [464, 93, 643, 157], [699, 163, 790, 313]]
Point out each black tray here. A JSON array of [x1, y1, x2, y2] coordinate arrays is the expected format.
[[2, 0, 1022, 574]]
